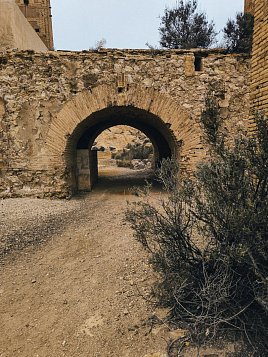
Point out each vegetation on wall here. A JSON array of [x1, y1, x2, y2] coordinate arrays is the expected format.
[[223, 12, 254, 53], [159, 0, 216, 49], [158, 1, 254, 54]]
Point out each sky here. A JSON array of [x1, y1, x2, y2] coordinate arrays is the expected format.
[[50, 0, 244, 50]]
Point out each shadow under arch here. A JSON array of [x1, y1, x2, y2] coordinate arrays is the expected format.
[[66, 105, 179, 192]]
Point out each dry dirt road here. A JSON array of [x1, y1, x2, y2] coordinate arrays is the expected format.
[[0, 169, 169, 357]]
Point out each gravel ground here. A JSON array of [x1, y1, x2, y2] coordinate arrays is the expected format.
[[0, 168, 238, 356], [0, 197, 82, 261], [0, 168, 170, 357], [0, 167, 156, 261]]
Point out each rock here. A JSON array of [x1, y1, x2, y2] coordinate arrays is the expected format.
[[152, 308, 168, 320], [131, 159, 146, 170], [143, 78, 153, 87], [168, 328, 188, 340], [151, 326, 169, 336]]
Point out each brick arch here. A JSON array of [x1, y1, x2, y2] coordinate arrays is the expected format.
[[43, 84, 205, 171]]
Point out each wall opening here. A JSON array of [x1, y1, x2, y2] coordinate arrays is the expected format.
[[65, 106, 179, 194], [194, 55, 203, 72]]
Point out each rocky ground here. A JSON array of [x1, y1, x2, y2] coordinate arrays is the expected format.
[[0, 168, 170, 357]]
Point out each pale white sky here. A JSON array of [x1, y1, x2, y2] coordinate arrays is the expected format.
[[50, 0, 244, 50]]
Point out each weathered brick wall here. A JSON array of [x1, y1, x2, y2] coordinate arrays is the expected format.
[[0, 0, 48, 52], [15, 0, 54, 49], [0, 49, 250, 198], [244, 0, 255, 14], [251, 0, 268, 115]]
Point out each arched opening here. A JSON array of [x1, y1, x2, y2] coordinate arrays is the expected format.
[[92, 125, 155, 189], [42, 85, 205, 198], [65, 106, 179, 193]]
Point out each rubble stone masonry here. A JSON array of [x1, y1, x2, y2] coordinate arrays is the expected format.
[[0, 49, 250, 197]]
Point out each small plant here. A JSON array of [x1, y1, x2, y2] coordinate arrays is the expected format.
[[200, 84, 225, 147], [93, 38, 107, 50]]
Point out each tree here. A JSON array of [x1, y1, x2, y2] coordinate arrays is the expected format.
[[126, 94, 268, 355], [223, 12, 254, 53], [159, 0, 216, 49]]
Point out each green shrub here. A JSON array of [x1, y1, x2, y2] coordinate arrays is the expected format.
[[113, 143, 153, 167], [223, 12, 254, 54], [159, 0, 216, 49]]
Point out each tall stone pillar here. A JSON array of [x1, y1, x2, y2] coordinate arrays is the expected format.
[[15, 0, 54, 49], [77, 150, 98, 191], [244, 0, 255, 14], [0, 0, 48, 52], [250, 0, 268, 118]]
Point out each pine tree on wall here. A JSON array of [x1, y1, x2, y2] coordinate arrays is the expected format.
[[159, 0, 216, 49], [223, 12, 254, 53]]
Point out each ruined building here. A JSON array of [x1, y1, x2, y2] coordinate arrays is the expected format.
[[15, 0, 53, 49], [0, 0, 267, 198]]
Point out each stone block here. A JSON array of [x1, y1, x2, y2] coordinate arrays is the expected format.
[[184, 55, 195, 77]]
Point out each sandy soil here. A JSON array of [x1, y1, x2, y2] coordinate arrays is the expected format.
[[0, 168, 169, 357]]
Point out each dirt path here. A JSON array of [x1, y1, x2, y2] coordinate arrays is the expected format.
[[0, 169, 168, 357]]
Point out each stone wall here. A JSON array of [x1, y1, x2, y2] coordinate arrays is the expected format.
[[0, 49, 251, 197], [251, 0, 268, 116]]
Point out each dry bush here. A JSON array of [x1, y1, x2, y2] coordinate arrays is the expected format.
[[126, 112, 268, 355]]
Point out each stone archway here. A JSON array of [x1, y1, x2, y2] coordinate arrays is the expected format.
[[71, 107, 178, 191], [36, 84, 205, 195]]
